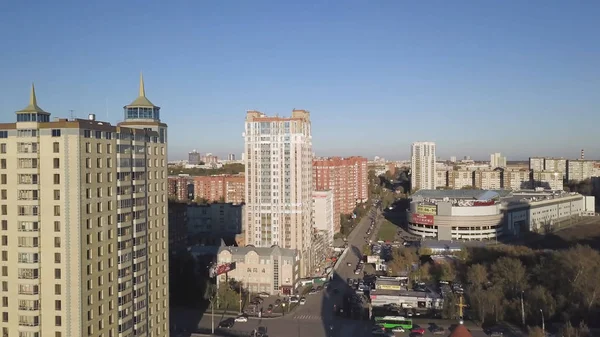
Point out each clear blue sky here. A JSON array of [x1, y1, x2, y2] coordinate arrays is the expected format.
[[0, 1, 598, 161]]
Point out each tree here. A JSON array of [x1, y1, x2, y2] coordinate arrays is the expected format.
[[466, 264, 488, 289], [442, 292, 459, 319], [526, 285, 556, 324], [562, 321, 590, 337], [438, 262, 457, 282], [387, 247, 419, 277], [490, 257, 527, 296], [194, 197, 210, 204], [412, 263, 433, 283], [528, 326, 545, 337]]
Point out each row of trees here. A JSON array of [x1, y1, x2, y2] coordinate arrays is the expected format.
[[385, 244, 600, 330], [168, 163, 245, 176]]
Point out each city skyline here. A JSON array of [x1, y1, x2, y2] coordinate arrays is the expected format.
[[1, 2, 599, 160]]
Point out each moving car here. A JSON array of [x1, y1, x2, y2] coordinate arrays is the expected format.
[[411, 326, 426, 335], [392, 327, 405, 333], [234, 316, 248, 323], [258, 292, 270, 298], [218, 318, 235, 328], [299, 298, 307, 305]]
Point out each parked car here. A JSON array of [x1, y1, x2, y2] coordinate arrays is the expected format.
[[433, 326, 445, 335], [258, 292, 270, 298]]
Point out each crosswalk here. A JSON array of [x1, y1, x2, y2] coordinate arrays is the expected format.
[[292, 314, 321, 320]]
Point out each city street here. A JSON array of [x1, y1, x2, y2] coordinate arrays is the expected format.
[[194, 206, 383, 337]]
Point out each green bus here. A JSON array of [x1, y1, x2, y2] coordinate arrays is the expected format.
[[374, 316, 413, 330]]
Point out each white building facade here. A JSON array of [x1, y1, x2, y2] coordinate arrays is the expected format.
[[411, 142, 436, 191], [243, 110, 313, 277], [312, 190, 334, 246], [490, 152, 507, 168]]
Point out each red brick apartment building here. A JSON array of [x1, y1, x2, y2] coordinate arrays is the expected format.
[[313, 156, 368, 233], [168, 175, 192, 201], [193, 175, 245, 204]]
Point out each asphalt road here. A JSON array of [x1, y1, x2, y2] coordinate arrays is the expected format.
[[195, 207, 382, 337], [193, 206, 497, 337]]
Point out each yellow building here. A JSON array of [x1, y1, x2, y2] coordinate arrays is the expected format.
[[0, 76, 169, 337]]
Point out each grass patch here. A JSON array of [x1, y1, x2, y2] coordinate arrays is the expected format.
[[378, 219, 397, 241]]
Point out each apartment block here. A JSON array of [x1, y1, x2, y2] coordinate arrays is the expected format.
[[411, 142, 436, 191], [192, 175, 245, 204], [543, 158, 567, 179], [505, 169, 532, 190], [474, 169, 502, 190], [201, 153, 218, 164], [313, 156, 368, 233], [244, 110, 313, 277], [0, 78, 169, 337], [529, 157, 545, 172], [167, 175, 191, 201], [187, 203, 244, 236], [168, 202, 188, 250], [566, 159, 596, 182], [532, 171, 563, 191], [449, 169, 474, 189], [435, 170, 448, 188], [188, 150, 201, 165], [490, 153, 507, 168]]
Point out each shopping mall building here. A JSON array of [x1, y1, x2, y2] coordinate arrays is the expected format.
[[407, 189, 595, 241]]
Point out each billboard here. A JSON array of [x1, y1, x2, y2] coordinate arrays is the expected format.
[[367, 255, 380, 264], [416, 205, 437, 215], [412, 214, 434, 225], [209, 262, 236, 278], [376, 284, 403, 291]]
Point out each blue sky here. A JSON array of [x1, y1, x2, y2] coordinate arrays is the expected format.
[[0, 1, 598, 160]]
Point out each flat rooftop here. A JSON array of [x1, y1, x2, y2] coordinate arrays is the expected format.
[[413, 189, 583, 207], [372, 289, 441, 299]]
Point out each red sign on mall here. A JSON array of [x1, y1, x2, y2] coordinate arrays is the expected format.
[[412, 214, 434, 225]]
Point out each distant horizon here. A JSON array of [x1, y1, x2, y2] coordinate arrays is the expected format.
[[167, 151, 590, 163]]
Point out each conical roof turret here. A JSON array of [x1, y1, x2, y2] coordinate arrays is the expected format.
[[17, 83, 48, 113], [127, 72, 156, 107]]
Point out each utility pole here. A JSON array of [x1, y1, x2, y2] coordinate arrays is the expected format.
[[520, 291, 525, 326], [456, 294, 468, 322], [540, 309, 545, 335]]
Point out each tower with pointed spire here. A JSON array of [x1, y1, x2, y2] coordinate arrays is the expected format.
[[123, 73, 161, 122], [119, 73, 167, 144], [1, 83, 170, 336], [16, 83, 51, 122]]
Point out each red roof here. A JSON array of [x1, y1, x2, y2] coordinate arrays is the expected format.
[[448, 324, 473, 337]]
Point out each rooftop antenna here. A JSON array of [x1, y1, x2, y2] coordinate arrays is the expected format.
[[105, 97, 109, 122], [69, 110, 75, 120]]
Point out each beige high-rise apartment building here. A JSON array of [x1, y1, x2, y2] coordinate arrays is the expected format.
[[411, 142, 436, 191], [243, 110, 313, 277], [0, 77, 169, 337]]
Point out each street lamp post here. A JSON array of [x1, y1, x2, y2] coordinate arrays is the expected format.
[[520, 291, 525, 326], [540, 309, 545, 335]]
